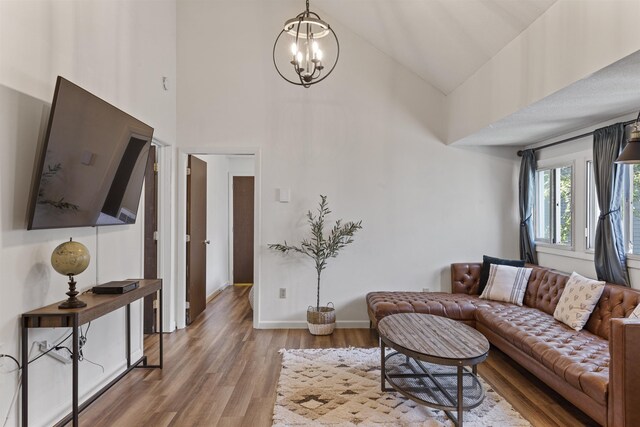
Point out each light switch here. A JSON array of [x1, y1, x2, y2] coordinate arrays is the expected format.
[[278, 188, 291, 203]]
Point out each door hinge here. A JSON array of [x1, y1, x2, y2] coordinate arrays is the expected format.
[[154, 162, 159, 173], [153, 231, 159, 241], [186, 234, 191, 242], [186, 167, 191, 176], [185, 301, 190, 309], [153, 299, 158, 309]]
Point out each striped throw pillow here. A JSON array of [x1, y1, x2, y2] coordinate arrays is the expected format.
[[479, 264, 532, 306]]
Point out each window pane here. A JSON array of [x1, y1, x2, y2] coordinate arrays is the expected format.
[[558, 166, 572, 245], [632, 164, 640, 255], [536, 170, 552, 242]]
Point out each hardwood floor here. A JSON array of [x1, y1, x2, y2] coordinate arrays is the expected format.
[[76, 286, 598, 426]]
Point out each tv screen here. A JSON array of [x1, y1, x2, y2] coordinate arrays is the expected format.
[[27, 76, 154, 230]]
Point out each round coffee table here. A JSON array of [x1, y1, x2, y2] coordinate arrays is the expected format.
[[378, 313, 490, 427]]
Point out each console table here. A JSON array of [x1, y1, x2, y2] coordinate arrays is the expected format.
[[21, 279, 163, 427]]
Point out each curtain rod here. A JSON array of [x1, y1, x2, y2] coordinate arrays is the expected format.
[[516, 118, 637, 157]]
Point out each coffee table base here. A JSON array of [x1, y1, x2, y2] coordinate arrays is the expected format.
[[381, 348, 485, 427]]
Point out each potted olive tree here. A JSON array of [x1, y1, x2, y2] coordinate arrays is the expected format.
[[269, 195, 362, 335]]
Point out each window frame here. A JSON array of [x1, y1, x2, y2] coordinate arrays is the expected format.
[[534, 161, 575, 249], [585, 160, 598, 251]]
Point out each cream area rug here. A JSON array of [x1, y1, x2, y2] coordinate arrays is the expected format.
[[273, 348, 531, 427]]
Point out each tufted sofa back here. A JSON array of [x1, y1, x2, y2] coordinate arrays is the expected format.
[[522, 265, 568, 315], [450, 262, 640, 340]]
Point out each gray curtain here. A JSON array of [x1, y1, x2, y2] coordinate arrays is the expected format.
[[593, 123, 629, 285], [519, 149, 538, 264]]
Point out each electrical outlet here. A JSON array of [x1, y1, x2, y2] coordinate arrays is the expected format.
[[422, 287, 431, 293], [279, 288, 287, 299], [38, 341, 72, 364]]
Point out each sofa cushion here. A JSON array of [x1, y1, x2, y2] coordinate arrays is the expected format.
[[523, 267, 568, 315], [554, 272, 605, 331], [480, 264, 531, 306], [366, 292, 507, 326], [475, 305, 610, 404], [479, 255, 525, 294]]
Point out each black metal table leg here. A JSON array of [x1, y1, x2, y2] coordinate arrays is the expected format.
[[126, 304, 131, 368], [21, 319, 28, 427], [457, 365, 463, 427], [380, 338, 385, 391], [159, 287, 163, 368], [72, 315, 79, 426]]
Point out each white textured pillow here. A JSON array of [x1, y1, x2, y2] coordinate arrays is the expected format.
[[479, 264, 532, 306], [629, 304, 640, 319], [553, 272, 605, 331]]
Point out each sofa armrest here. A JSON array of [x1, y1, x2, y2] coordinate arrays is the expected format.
[[609, 318, 640, 427], [450, 263, 482, 295]]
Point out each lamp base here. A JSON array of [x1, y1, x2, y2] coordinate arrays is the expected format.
[[58, 276, 87, 309], [58, 299, 87, 309]]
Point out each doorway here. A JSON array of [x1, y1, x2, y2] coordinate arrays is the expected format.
[[232, 176, 254, 285], [180, 152, 257, 328]]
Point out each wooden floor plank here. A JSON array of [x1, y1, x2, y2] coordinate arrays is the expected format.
[[75, 286, 597, 426]]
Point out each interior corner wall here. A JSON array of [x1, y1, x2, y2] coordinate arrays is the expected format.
[[177, 0, 521, 329], [0, 1, 176, 426], [446, 0, 640, 144]]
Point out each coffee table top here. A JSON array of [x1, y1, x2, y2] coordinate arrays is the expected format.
[[378, 313, 489, 365]]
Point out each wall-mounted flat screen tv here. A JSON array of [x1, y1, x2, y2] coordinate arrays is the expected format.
[[27, 76, 154, 230]]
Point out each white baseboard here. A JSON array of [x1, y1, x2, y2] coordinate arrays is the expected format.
[[256, 320, 370, 329]]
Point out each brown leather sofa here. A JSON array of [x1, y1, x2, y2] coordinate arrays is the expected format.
[[366, 263, 640, 427]]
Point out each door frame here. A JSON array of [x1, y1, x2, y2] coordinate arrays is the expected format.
[[176, 147, 261, 330], [147, 138, 175, 333], [228, 172, 254, 286]]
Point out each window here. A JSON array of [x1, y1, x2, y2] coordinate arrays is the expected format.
[[586, 161, 599, 250], [535, 165, 573, 245], [629, 165, 640, 255]]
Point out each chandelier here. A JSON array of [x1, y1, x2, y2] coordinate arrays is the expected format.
[[273, 0, 339, 88]]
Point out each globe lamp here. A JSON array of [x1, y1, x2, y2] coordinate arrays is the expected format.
[[51, 238, 90, 309]]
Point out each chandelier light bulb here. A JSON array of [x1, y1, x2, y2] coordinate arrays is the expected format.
[[290, 43, 298, 55], [316, 49, 323, 61], [296, 51, 303, 64]]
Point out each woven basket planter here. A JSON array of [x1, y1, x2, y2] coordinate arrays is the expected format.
[[307, 303, 336, 335]]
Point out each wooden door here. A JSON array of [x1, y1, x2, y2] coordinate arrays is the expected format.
[[233, 176, 254, 284], [143, 146, 158, 333], [186, 155, 207, 325]]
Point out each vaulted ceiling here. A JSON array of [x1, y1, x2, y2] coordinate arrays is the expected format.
[[312, 0, 640, 147], [318, 0, 557, 95]]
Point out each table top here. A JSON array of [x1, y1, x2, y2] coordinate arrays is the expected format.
[[378, 313, 489, 364], [22, 279, 161, 328]]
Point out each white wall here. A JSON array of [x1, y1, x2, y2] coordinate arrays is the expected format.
[[447, 0, 640, 144], [0, 1, 176, 426], [177, 0, 520, 328]]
